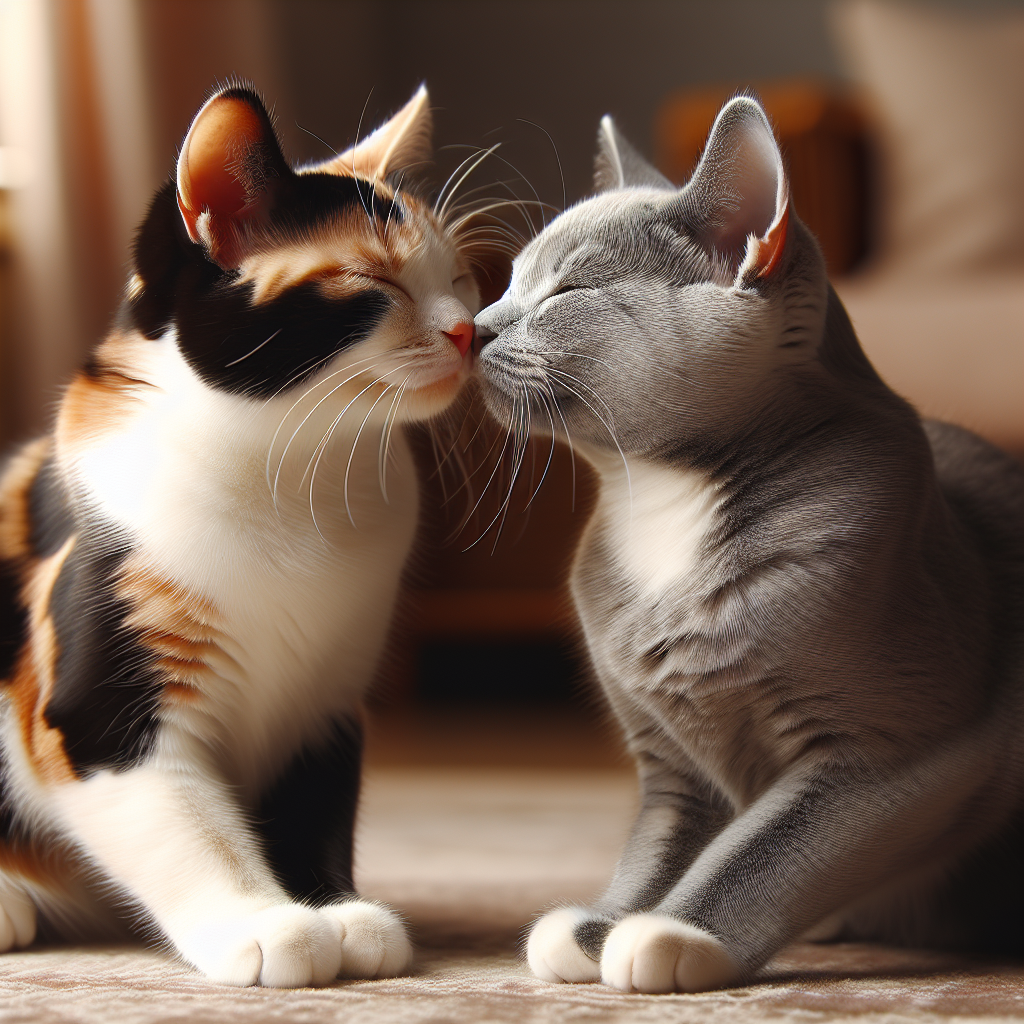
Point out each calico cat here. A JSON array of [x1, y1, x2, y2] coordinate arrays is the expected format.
[[475, 97, 1024, 992], [0, 83, 485, 986]]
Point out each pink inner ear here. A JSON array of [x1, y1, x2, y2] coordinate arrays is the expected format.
[[756, 202, 790, 278], [178, 98, 265, 230]]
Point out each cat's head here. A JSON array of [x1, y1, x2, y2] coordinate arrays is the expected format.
[[126, 83, 481, 422], [474, 96, 830, 466]]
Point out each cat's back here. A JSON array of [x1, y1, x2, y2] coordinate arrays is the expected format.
[[924, 420, 1024, 560], [924, 420, 1024, 690]]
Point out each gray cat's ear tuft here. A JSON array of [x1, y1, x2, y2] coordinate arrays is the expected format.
[[594, 116, 674, 193], [682, 96, 789, 281]]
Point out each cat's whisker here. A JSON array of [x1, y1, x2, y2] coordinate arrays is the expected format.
[[264, 351, 383, 482], [342, 382, 399, 530], [437, 145, 503, 223], [270, 356, 388, 507], [304, 363, 413, 538], [471, 151, 548, 233], [543, 378, 577, 513], [299, 364, 411, 496], [524, 386, 558, 510], [442, 401, 507, 512], [432, 142, 503, 218], [434, 145, 496, 218], [458, 408, 517, 550], [516, 117, 567, 215], [472, 385, 531, 552], [351, 88, 376, 228], [545, 366, 622, 436], [225, 328, 282, 368], [378, 374, 412, 503], [383, 171, 406, 244], [545, 369, 632, 517]]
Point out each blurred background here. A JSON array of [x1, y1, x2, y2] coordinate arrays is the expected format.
[[0, 0, 1021, 769]]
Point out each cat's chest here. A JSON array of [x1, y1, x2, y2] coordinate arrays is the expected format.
[[582, 458, 723, 602], [69, 383, 419, 791]]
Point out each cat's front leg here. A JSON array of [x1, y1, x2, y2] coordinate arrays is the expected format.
[[598, 754, 997, 993], [50, 762, 345, 986], [254, 718, 412, 980], [528, 753, 729, 984]]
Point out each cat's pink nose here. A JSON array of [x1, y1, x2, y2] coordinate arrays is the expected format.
[[443, 321, 475, 358]]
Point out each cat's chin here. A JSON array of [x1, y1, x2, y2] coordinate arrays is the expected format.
[[399, 365, 472, 421]]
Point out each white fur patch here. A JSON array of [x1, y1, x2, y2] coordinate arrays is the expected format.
[[67, 333, 419, 799], [527, 907, 602, 983], [600, 458, 722, 597], [181, 904, 341, 987], [600, 913, 736, 993]]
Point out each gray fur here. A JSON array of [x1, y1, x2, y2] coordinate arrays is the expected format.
[[475, 97, 1023, 987]]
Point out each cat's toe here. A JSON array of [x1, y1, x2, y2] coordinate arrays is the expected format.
[[321, 899, 412, 979], [182, 904, 342, 987], [0, 882, 36, 952], [527, 907, 605, 983], [600, 914, 736, 993]]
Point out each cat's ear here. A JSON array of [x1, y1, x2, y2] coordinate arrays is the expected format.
[[681, 96, 789, 282], [313, 85, 433, 181], [594, 116, 674, 192], [176, 86, 290, 268]]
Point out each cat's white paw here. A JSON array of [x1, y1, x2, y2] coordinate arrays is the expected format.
[[600, 913, 736, 993], [321, 899, 412, 979], [0, 882, 36, 952], [181, 904, 342, 987], [527, 907, 602, 983]]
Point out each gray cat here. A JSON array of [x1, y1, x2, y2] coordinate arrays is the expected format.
[[473, 97, 1023, 993]]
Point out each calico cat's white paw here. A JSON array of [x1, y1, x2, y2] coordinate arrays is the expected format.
[[0, 882, 36, 952], [321, 899, 412, 979], [600, 914, 736, 993], [181, 904, 342, 987], [527, 907, 603, 983]]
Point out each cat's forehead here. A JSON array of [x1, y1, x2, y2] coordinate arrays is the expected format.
[[238, 187, 453, 304], [525, 192, 666, 265], [514, 189, 704, 293]]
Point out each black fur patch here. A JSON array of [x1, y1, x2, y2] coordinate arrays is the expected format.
[[0, 559, 26, 683], [28, 459, 75, 558], [43, 528, 161, 774], [126, 181, 396, 398], [0, 749, 17, 846], [174, 276, 391, 398], [255, 718, 363, 902]]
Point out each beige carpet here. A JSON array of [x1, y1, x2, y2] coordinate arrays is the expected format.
[[1, 768, 1021, 1023]]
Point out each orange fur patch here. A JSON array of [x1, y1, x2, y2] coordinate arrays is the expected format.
[[0, 438, 51, 564], [235, 188, 455, 308], [9, 536, 79, 784], [116, 559, 226, 707], [0, 833, 82, 889], [54, 331, 153, 455]]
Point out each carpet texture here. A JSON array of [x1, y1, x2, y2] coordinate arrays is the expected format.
[[1, 769, 1020, 1024]]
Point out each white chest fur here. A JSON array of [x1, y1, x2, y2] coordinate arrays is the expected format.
[[64, 337, 418, 795], [593, 456, 722, 598]]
